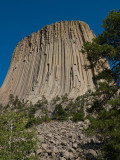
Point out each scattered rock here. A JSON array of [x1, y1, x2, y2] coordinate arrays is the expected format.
[[36, 149, 43, 155], [88, 149, 97, 157], [63, 151, 69, 158], [37, 121, 101, 159], [73, 143, 77, 149], [42, 143, 47, 150], [60, 157, 66, 160]]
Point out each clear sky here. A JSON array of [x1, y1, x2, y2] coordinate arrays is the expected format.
[[0, 0, 120, 87]]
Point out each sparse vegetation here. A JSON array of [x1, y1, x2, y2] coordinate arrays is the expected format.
[[26, 115, 51, 128], [52, 104, 68, 120], [52, 95, 87, 122], [61, 93, 68, 103], [72, 109, 85, 122], [52, 96, 61, 105]]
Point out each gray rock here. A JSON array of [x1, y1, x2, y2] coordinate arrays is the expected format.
[[48, 133, 52, 137], [42, 143, 47, 150], [69, 152, 74, 159], [73, 143, 77, 149], [61, 142, 67, 146], [45, 152, 48, 157], [36, 149, 43, 155], [50, 139, 55, 144], [60, 157, 66, 160], [53, 147, 58, 153], [36, 121, 101, 159], [88, 149, 97, 157], [63, 151, 69, 158], [38, 135, 44, 142]]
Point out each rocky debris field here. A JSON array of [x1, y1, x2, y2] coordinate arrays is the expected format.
[[37, 120, 101, 160]]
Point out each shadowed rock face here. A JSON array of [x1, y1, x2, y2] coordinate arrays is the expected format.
[[0, 21, 97, 104]]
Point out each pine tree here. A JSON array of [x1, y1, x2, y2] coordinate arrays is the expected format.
[[0, 97, 38, 160], [82, 9, 120, 160]]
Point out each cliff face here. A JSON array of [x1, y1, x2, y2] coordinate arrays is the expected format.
[[0, 21, 97, 104]]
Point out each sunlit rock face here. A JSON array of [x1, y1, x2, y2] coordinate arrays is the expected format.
[[0, 21, 98, 104]]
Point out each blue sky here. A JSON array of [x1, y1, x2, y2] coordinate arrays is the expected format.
[[0, 0, 120, 87]]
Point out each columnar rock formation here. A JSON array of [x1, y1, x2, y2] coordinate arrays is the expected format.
[[0, 21, 97, 104]]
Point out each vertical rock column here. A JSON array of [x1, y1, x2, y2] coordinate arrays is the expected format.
[[0, 21, 97, 104]]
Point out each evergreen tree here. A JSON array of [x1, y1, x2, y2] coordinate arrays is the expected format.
[[0, 97, 38, 160], [82, 9, 120, 160]]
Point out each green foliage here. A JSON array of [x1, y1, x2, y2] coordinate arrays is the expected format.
[[52, 96, 61, 105], [0, 111, 37, 160], [82, 9, 120, 160], [35, 95, 48, 109], [61, 93, 68, 103], [108, 95, 120, 107], [52, 104, 68, 120], [0, 103, 3, 111], [41, 95, 48, 105], [82, 9, 120, 85], [86, 106, 120, 160], [8, 94, 27, 112], [82, 41, 116, 64], [72, 109, 85, 122], [0, 95, 39, 159], [52, 95, 87, 122], [95, 69, 113, 83], [35, 115, 51, 124], [26, 115, 51, 128], [28, 106, 38, 118], [65, 100, 76, 115], [9, 94, 14, 104]]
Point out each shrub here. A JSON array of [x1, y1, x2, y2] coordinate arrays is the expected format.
[[72, 109, 85, 122], [61, 94, 68, 103], [52, 96, 61, 105], [26, 115, 51, 128], [52, 104, 68, 120]]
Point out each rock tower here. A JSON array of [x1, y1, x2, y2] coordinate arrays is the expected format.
[[0, 21, 97, 104]]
